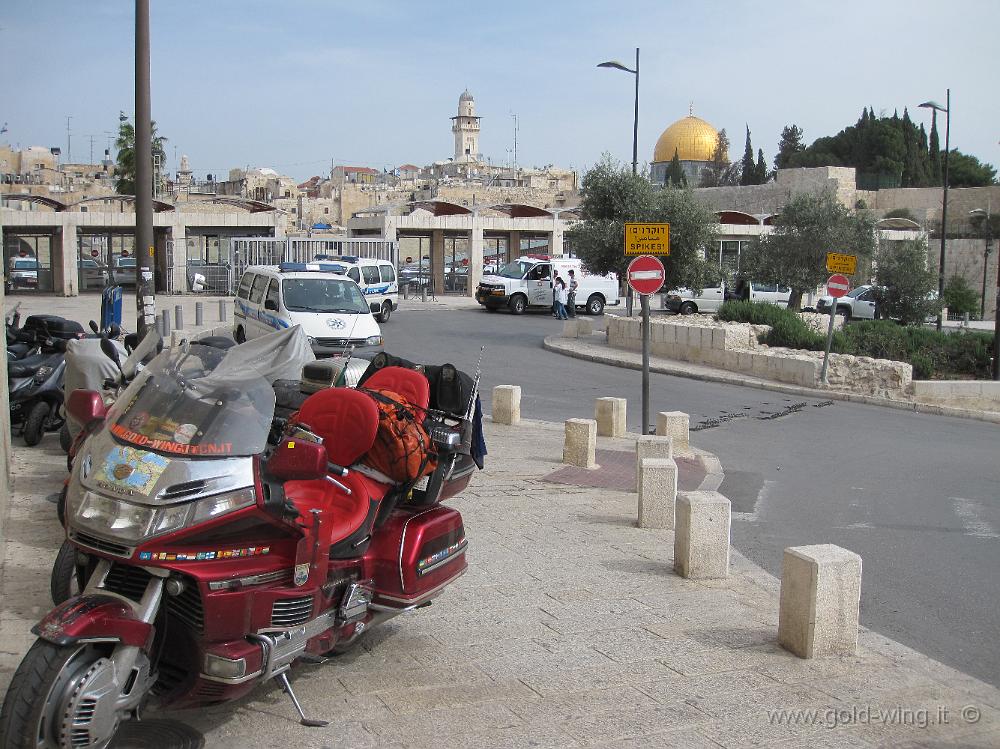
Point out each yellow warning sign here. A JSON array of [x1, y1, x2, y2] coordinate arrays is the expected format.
[[624, 223, 670, 256], [826, 252, 856, 275]]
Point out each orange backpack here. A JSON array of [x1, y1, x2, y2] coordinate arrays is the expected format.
[[359, 388, 437, 484]]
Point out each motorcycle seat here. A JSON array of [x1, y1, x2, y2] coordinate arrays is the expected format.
[[8, 353, 61, 379], [295, 387, 379, 467], [284, 470, 392, 545], [362, 366, 430, 414]]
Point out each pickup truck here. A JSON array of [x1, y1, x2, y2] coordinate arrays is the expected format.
[[475, 256, 619, 315]]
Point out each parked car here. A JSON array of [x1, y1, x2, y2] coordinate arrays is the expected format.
[[664, 279, 790, 314], [6, 256, 39, 291], [112, 256, 137, 286], [816, 284, 878, 320], [78, 258, 110, 290]]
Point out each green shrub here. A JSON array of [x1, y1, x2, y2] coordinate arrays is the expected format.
[[716, 301, 995, 378], [943, 275, 980, 320], [760, 315, 826, 351], [716, 300, 795, 327], [910, 352, 934, 379]]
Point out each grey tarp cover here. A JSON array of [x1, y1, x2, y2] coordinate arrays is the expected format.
[[193, 325, 316, 390], [63, 338, 128, 439]]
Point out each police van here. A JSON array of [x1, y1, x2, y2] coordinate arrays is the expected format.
[[311, 255, 398, 322], [233, 264, 384, 359]]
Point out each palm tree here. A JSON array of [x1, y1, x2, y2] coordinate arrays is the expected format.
[[114, 111, 167, 195]]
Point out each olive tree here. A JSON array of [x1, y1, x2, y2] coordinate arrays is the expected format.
[[872, 238, 941, 325], [568, 156, 719, 293], [739, 190, 878, 310]]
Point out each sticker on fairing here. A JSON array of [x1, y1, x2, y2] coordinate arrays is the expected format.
[[97, 446, 170, 496]]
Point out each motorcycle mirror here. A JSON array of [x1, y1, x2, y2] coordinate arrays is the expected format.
[[88, 320, 99, 334], [108, 323, 121, 339], [266, 438, 329, 481], [66, 389, 107, 426], [100, 337, 123, 371]]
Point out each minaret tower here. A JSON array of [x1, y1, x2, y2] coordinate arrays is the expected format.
[[451, 90, 481, 162]]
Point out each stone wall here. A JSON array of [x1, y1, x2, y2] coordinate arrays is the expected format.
[[909, 380, 1000, 412], [606, 316, 912, 398]]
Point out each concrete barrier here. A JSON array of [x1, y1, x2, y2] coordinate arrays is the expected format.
[[492, 385, 521, 426], [561, 318, 593, 338], [656, 411, 689, 452], [778, 544, 861, 658], [563, 418, 597, 468], [637, 457, 677, 529], [635, 435, 672, 492], [674, 491, 730, 578], [595, 397, 627, 438]]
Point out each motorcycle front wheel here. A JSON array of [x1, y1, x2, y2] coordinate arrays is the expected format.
[[0, 640, 120, 748], [22, 402, 49, 447]]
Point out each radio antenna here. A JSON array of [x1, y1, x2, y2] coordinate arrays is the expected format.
[[465, 345, 486, 419]]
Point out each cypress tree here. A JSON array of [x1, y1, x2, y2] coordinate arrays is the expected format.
[[755, 149, 768, 184], [929, 111, 942, 185], [666, 148, 687, 187], [740, 126, 756, 186]]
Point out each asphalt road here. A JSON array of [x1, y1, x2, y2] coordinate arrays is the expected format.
[[386, 305, 1000, 688]]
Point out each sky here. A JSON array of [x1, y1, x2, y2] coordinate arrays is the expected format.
[[3, 0, 998, 183]]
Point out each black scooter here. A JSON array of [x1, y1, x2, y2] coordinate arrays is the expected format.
[[7, 315, 85, 446]]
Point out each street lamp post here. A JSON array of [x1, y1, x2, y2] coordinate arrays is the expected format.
[[597, 48, 639, 175], [919, 90, 950, 332], [598, 49, 640, 316], [969, 208, 992, 321]]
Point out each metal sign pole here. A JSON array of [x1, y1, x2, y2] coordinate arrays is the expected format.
[[820, 304, 836, 384], [641, 292, 650, 434]]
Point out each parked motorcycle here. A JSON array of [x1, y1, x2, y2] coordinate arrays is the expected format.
[[0, 326, 482, 746]]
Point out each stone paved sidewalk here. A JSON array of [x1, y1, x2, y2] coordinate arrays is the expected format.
[[1, 418, 999, 747]]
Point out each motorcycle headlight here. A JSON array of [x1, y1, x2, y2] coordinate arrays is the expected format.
[[34, 365, 53, 384], [69, 487, 256, 545], [365, 335, 383, 346]]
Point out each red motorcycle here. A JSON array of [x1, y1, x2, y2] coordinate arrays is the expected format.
[[0, 338, 481, 747]]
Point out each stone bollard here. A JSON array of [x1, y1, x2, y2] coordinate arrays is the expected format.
[[637, 457, 677, 529], [576, 317, 593, 336], [594, 397, 626, 438], [674, 491, 731, 578], [218, 299, 227, 322], [656, 411, 689, 453], [635, 435, 673, 492], [492, 385, 521, 426], [175, 304, 184, 331], [563, 418, 597, 468], [562, 320, 580, 338], [778, 544, 861, 659], [160, 309, 171, 337], [195, 301, 204, 326]]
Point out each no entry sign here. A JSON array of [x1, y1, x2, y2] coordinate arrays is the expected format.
[[827, 274, 851, 298], [627, 255, 665, 296]]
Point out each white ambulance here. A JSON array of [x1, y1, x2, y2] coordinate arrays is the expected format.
[[475, 256, 620, 315]]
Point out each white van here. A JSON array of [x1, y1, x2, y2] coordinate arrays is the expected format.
[[664, 279, 790, 314], [233, 264, 384, 359], [475, 256, 620, 315], [310, 255, 398, 322]]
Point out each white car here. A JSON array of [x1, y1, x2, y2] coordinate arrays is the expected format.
[[816, 285, 878, 320]]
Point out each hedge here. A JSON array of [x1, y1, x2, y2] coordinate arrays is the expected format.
[[715, 301, 994, 379]]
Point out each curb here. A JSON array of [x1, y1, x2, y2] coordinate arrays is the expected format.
[[543, 334, 1000, 425]]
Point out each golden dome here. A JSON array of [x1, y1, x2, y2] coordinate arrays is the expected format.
[[652, 115, 721, 163]]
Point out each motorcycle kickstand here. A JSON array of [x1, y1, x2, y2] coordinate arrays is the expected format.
[[275, 672, 329, 728]]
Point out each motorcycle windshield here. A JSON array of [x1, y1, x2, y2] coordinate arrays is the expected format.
[[107, 341, 275, 457]]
